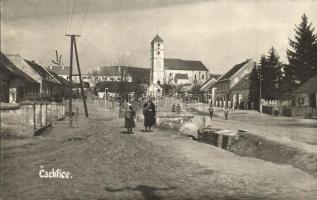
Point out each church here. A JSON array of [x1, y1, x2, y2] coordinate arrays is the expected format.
[[148, 34, 210, 96]]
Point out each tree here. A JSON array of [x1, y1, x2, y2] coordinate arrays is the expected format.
[[259, 47, 283, 100], [266, 47, 283, 99], [284, 13, 317, 92], [248, 65, 260, 109]]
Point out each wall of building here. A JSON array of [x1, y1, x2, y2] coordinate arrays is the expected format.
[[1, 103, 65, 138], [164, 70, 208, 85]]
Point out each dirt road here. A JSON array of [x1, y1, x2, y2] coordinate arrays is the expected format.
[[1, 101, 317, 200]]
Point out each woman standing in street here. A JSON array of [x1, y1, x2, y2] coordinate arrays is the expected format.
[[143, 98, 156, 132], [125, 102, 135, 134]]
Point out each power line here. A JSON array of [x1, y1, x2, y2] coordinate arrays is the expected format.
[[79, 0, 92, 34], [69, 0, 75, 33], [65, 0, 71, 34]]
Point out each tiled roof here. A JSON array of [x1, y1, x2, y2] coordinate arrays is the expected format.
[[218, 59, 251, 81], [294, 74, 317, 94], [24, 60, 52, 79], [48, 70, 70, 87], [0, 52, 38, 84], [151, 34, 164, 44], [98, 66, 150, 76], [164, 58, 208, 71], [200, 77, 217, 91], [174, 73, 189, 80], [47, 65, 70, 75], [231, 75, 250, 91]]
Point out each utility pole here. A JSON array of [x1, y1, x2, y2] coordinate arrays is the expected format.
[[65, 34, 89, 127], [259, 63, 262, 116]]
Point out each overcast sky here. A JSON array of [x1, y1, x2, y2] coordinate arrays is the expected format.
[[1, 0, 317, 74]]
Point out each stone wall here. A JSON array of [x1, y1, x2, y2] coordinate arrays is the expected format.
[[1, 103, 65, 138]]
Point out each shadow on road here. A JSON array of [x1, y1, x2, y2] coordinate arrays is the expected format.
[[105, 185, 177, 200]]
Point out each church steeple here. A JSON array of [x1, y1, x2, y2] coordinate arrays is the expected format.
[[151, 34, 165, 85]]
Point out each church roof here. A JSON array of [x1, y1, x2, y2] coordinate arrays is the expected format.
[[151, 34, 164, 44], [293, 74, 317, 94], [164, 58, 208, 71]]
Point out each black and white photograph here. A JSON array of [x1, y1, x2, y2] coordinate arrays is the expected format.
[[1, 0, 317, 199]]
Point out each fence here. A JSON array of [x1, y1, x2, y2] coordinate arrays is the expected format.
[[1, 102, 65, 138]]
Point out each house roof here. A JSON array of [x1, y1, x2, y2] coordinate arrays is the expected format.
[[0, 52, 38, 84], [24, 60, 52, 79], [179, 84, 194, 92], [231, 75, 250, 91], [98, 66, 150, 76], [151, 34, 164, 44], [47, 65, 70, 75], [200, 77, 217, 91], [294, 74, 317, 94], [218, 59, 251, 81], [164, 58, 208, 71], [48, 70, 70, 87], [174, 73, 189, 80]]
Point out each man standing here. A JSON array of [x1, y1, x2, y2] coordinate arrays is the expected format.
[[208, 105, 214, 120], [143, 98, 156, 132]]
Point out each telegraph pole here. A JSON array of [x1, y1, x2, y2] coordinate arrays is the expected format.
[[66, 34, 89, 127]]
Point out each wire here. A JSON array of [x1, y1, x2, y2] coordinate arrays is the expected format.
[[79, 0, 92, 34], [69, 0, 75, 34], [65, 0, 71, 34]]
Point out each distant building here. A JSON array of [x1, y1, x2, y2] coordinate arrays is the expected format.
[[0, 53, 39, 103], [293, 74, 317, 108], [97, 66, 150, 84], [151, 35, 209, 86], [212, 59, 255, 108]]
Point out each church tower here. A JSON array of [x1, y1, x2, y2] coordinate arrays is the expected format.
[[151, 34, 164, 85]]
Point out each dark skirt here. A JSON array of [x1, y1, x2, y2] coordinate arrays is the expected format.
[[144, 112, 155, 127], [125, 117, 135, 128]]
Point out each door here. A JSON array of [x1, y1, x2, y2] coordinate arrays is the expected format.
[[309, 94, 316, 107]]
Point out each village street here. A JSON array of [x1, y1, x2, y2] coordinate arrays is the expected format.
[[1, 99, 317, 200]]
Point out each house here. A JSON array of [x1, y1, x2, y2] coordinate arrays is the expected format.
[[97, 66, 150, 84], [48, 71, 70, 100], [230, 74, 250, 109], [0, 53, 39, 103], [293, 74, 317, 108], [7, 55, 62, 101], [174, 74, 190, 85], [212, 59, 255, 108], [199, 75, 220, 104], [151, 35, 209, 86]]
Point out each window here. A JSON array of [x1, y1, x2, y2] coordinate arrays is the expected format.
[[157, 51, 160, 55], [158, 43, 160, 48], [195, 75, 197, 79], [202, 75, 204, 79]]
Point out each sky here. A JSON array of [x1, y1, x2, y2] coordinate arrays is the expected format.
[[1, 0, 317, 74]]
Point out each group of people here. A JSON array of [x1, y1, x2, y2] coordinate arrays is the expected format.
[[124, 98, 156, 134], [124, 99, 230, 134], [208, 105, 229, 120]]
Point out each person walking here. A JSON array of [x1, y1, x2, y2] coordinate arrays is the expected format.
[[176, 103, 181, 114], [143, 98, 156, 132], [124, 102, 135, 134], [224, 107, 229, 120], [208, 105, 214, 120]]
